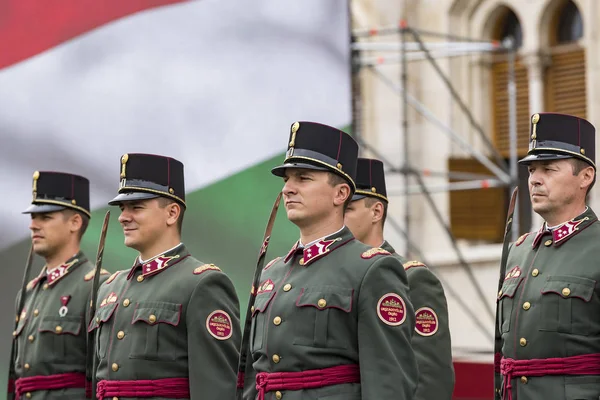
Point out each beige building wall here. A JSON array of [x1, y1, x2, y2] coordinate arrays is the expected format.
[[352, 0, 599, 359]]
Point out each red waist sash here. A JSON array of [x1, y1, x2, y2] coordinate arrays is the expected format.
[[15, 372, 86, 399], [255, 364, 360, 400], [500, 353, 600, 400], [96, 377, 190, 399]]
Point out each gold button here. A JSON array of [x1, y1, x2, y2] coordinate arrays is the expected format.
[[272, 354, 280, 363], [55, 326, 62, 334], [544, 239, 552, 247], [317, 299, 327, 308], [113, 397, 119, 400], [299, 258, 305, 266], [523, 302, 531, 310], [24, 363, 30, 370], [42, 284, 48, 290], [28, 335, 34, 343], [123, 299, 130, 307], [275, 391, 282, 399], [137, 275, 144, 282], [562, 288, 571, 297], [520, 338, 527, 347], [521, 376, 528, 384], [33, 309, 39, 317], [532, 269, 539, 277], [117, 331, 125, 340], [12, 331, 16, 337], [498, 290, 503, 297], [273, 316, 282, 326], [112, 363, 119, 372], [15, 315, 19, 323], [148, 314, 157, 324], [283, 284, 292, 292], [96, 317, 100, 324], [25, 393, 31, 398], [251, 306, 255, 313]]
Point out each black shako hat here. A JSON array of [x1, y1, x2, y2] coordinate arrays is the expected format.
[[271, 121, 359, 190], [108, 153, 186, 208], [352, 158, 388, 202], [519, 112, 595, 169], [23, 171, 91, 218]]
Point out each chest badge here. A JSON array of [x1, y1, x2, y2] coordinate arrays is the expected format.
[[59, 295, 71, 317]]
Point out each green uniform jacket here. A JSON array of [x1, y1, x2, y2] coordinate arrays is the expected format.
[[242, 227, 418, 400], [382, 240, 455, 400], [8, 252, 109, 400], [495, 208, 600, 400], [90, 244, 241, 400]]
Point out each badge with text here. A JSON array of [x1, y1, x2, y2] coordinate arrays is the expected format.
[[206, 310, 233, 340], [377, 293, 406, 326], [414, 307, 439, 336], [59, 295, 71, 317]]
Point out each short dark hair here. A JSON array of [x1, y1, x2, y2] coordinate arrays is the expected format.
[[157, 197, 185, 233], [62, 210, 90, 240], [570, 158, 596, 196], [327, 172, 353, 211], [364, 196, 388, 227]]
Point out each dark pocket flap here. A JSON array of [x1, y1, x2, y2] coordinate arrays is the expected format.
[[498, 276, 524, 300], [541, 275, 596, 302], [296, 287, 353, 312], [131, 301, 181, 326], [39, 316, 82, 336], [252, 291, 276, 317], [88, 302, 118, 332]]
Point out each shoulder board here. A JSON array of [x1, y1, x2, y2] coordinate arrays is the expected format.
[[403, 260, 427, 270], [264, 257, 281, 271], [514, 232, 531, 247], [361, 247, 391, 259], [84, 268, 111, 281], [26, 278, 38, 291], [193, 263, 221, 275], [105, 271, 121, 284]]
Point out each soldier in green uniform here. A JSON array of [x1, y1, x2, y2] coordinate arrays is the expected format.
[[8, 171, 109, 400], [90, 153, 240, 400], [344, 157, 455, 400], [240, 122, 418, 400], [495, 113, 600, 400]]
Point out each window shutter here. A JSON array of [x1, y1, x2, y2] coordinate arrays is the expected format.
[[491, 59, 530, 157], [448, 157, 507, 242], [545, 48, 586, 118]]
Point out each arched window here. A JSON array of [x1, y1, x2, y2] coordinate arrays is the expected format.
[[545, 0, 586, 118], [499, 10, 523, 48], [557, 1, 583, 44]]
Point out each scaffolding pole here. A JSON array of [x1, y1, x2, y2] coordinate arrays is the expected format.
[[506, 36, 520, 241]]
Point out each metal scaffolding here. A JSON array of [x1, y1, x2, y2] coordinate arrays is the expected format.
[[350, 20, 519, 346]]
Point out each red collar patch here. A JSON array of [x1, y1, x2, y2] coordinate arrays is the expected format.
[[301, 238, 341, 266], [46, 259, 78, 287], [552, 217, 589, 244], [127, 254, 186, 280]]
